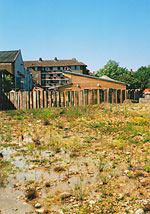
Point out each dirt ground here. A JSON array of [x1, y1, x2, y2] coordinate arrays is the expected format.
[[0, 103, 150, 213]]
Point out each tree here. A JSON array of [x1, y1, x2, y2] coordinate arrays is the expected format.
[[95, 60, 134, 88], [0, 73, 14, 92], [133, 66, 150, 90], [95, 60, 119, 79]]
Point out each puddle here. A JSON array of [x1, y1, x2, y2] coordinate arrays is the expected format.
[[0, 182, 33, 214], [24, 137, 33, 144], [0, 145, 100, 213], [13, 156, 26, 168], [1, 147, 15, 160]]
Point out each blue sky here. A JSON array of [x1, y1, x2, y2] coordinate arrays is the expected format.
[[0, 0, 150, 72]]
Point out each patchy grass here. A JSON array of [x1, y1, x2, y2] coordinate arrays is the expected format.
[[0, 103, 150, 213]]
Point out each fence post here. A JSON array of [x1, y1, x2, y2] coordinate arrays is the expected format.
[[97, 89, 100, 104], [78, 90, 81, 106], [44, 91, 46, 108], [84, 90, 87, 105], [80, 90, 83, 106], [26, 91, 29, 109], [33, 91, 36, 109], [40, 90, 43, 108], [19, 92, 21, 109], [22, 92, 24, 109], [37, 91, 40, 108], [71, 91, 74, 106]]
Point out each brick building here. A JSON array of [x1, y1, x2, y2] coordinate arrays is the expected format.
[[24, 57, 89, 90], [0, 50, 32, 91]]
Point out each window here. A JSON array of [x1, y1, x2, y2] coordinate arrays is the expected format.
[[76, 65, 80, 70], [45, 67, 50, 71], [53, 67, 57, 70], [71, 66, 75, 70], [35, 74, 38, 78], [60, 67, 63, 70], [35, 67, 38, 71], [28, 67, 32, 71]]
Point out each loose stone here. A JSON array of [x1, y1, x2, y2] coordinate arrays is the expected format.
[[135, 209, 144, 214], [34, 203, 42, 208], [60, 192, 72, 200]]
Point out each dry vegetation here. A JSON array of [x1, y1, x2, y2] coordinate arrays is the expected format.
[[0, 103, 150, 213]]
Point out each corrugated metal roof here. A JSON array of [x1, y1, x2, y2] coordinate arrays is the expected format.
[[0, 50, 19, 63]]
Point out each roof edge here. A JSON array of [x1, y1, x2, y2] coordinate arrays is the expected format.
[[63, 71, 126, 85], [0, 50, 20, 63], [49, 83, 73, 90], [13, 50, 20, 62]]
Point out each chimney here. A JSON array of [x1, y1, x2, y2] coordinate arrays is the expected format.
[[39, 57, 42, 61]]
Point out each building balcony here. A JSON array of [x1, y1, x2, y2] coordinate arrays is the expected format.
[[41, 78, 69, 81]]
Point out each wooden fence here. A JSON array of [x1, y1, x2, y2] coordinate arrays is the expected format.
[[0, 88, 126, 110], [126, 89, 143, 102]]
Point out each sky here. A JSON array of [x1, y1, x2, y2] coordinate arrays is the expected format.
[[0, 0, 150, 72]]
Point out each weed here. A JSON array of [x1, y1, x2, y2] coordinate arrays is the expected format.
[[72, 181, 87, 201], [25, 188, 38, 200], [144, 164, 150, 173], [98, 155, 105, 172], [84, 136, 94, 143], [0, 172, 7, 187], [54, 166, 66, 172], [28, 143, 34, 152], [55, 146, 61, 153], [29, 179, 35, 184], [100, 174, 111, 185]]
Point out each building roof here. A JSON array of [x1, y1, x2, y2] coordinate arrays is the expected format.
[[24, 58, 86, 68], [48, 83, 73, 90], [0, 50, 20, 63], [100, 75, 116, 81], [63, 71, 126, 85]]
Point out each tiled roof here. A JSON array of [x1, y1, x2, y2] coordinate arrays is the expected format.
[[63, 71, 126, 85], [24, 58, 86, 68], [0, 50, 20, 63]]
